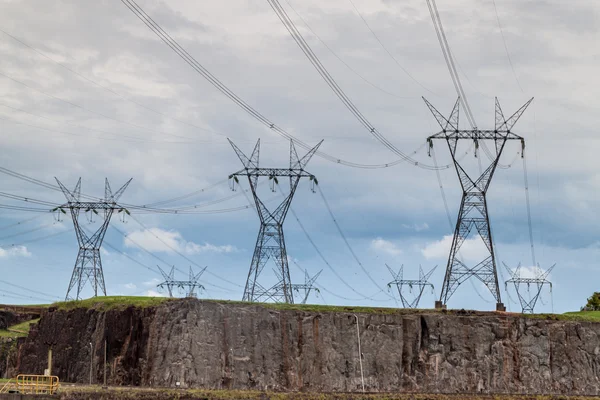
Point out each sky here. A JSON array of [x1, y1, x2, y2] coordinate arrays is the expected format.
[[0, 0, 597, 313]]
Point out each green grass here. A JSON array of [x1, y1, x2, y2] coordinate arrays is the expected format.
[[51, 296, 174, 311], [560, 310, 600, 322], [5, 295, 599, 324], [0, 318, 39, 338]]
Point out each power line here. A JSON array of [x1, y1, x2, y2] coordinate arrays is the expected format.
[[425, 0, 476, 128], [108, 224, 236, 293], [491, 0, 523, 92], [522, 152, 536, 266], [267, 0, 443, 170], [0, 102, 195, 145], [126, 214, 243, 289], [0, 278, 60, 300], [7, 227, 73, 246], [0, 222, 62, 242], [120, 0, 449, 171], [289, 256, 384, 303], [346, 0, 436, 95], [0, 27, 228, 138], [0, 214, 47, 231], [284, 1, 412, 100], [315, 184, 395, 301], [286, 200, 389, 302], [0, 165, 258, 215], [0, 70, 194, 142]]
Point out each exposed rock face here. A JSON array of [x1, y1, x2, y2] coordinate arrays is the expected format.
[[9, 300, 600, 395]]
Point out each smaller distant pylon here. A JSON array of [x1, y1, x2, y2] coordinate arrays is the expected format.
[[157, 266, 207, 298], [270, 268, 322, 304], [504, 262, 555, 313], [387, 264, 436, 308]]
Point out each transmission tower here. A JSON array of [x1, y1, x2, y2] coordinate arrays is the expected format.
[[504, 263, 554, 313], [229, 138, 322, 304], [157, 266, 206, 298], [386, 264, 436, 308], [424, 96, 533, 311], [55, 178, 131, 301], [272, 268, 322, 304]]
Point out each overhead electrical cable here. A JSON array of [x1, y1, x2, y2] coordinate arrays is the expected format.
[[120, 0, 449, 171], [522, 152, 536, 267], [0, 222, 62, 242], [0, 165, 258, 215], [0, 102, 195, 144], [0, 27, 227, 139], [0, 191, 61, 207], [108, 224, 236, 293], [284, 0, 411, 100], [314, 184, 396, 301], [424, 0, 476, 128], [346, 0, 436, 94], [0, 114, 181, 145], [0, 278, 60, 300], [0, 288, 54, 303], [267, 0, 442, 170], [0, 70, 194, 142], [0, 204, 52, 213], [287, 205, 389, 302], [263, 182, 388, 302], [6, 227, 73, 246], [289, 256, 385, 303], [0, 214, 47, 231], [491, 0, 523, 92], [125, 214, 243, 288]]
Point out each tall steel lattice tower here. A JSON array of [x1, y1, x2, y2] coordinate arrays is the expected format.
[[504, 263, 554, 313], [229, 138, 322, 303], [424, 97, 533, 311], [56, 178, 131, 301], [386, 264, 436, 309]]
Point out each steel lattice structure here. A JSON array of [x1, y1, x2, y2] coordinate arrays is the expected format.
[[229, 138, 322, 303], [504, 263, 554, 313], [55, 178, 131, 301], [424, 97, 533, 310], [387, 264, 436, 308], [157, 266, 206, 298], [272, 268, 322, 304]]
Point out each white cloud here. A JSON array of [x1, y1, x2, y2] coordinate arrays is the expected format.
[[124, 283, 137, 290], [402, 223, 429, 232], [421, 235, 488, 262], [143, 278, 161, 287], [0, 246, 31, 258], [370, 237, 402, 256], [124, 228, 237, 255]]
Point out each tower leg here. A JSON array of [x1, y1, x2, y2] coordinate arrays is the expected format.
[[243, 225, 268, 302], [243, 223, 294, 304], [439, 191, 502, 307]]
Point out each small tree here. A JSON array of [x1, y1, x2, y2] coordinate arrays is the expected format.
[[582, 292, 600, 311]]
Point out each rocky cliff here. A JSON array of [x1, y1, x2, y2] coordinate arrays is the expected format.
[[6, 299, 600, 395]]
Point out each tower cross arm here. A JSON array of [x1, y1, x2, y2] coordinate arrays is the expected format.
[[428, 130, 524, 141], [57, 201, 127, 211], [230, 168, 316, 178]]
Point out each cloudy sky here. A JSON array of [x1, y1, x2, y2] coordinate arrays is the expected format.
[[0, 0, 597, 312]]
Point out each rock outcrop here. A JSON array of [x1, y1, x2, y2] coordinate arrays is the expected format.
[[8, 299, 600, 395]]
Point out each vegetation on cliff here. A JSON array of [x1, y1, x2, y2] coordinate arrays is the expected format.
[[0, 318, 39, 338], [51, 296, 174, 311]]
